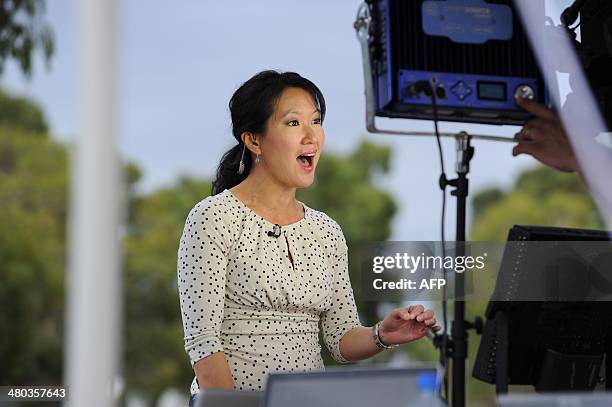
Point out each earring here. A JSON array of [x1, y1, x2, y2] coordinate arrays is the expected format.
[[255, 154, 260, 164], [237, 144, 246, 175]]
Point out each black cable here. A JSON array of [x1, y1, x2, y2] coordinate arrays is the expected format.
[[413, 80, 448, 404]]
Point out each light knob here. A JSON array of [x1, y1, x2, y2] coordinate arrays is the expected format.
[[514, 85, 534, 101]]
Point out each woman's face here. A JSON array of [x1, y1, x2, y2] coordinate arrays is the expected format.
[[258, 87, 325, 189]]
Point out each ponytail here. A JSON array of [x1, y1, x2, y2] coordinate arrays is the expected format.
[[211, 142, 251, 195]]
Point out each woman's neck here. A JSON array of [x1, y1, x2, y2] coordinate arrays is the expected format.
[[230, 173, 302, 218]]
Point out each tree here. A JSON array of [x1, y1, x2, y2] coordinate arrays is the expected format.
[[0, 88, 48, 133], [0, 110, 67, 386], [122, 177, 213, 403], [470, 166, 602, 240], [0, 0, 54, 78]]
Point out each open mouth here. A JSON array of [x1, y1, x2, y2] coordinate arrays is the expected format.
[[297, 155, 313, 166], [296, 153, 315, 170]]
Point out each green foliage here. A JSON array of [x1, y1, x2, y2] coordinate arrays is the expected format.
[[471, 187, 503, 220], [0, 125, 67, 385], [0, 88, 48, 133], [122, 177, 213, 403], [470, 166, 603, 241], [0, 0, 54, 78]]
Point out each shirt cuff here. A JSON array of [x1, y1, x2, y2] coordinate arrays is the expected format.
[[329, 322, 362, 364], [185, 334, 224, 367]]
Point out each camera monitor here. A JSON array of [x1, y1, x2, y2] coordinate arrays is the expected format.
[[473, 225, 612, 393]]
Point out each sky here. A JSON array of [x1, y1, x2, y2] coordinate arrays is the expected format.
[[1, 0, 574, 241]]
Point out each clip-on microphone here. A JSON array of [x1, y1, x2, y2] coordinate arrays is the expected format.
[[267, 224, 282, 238]]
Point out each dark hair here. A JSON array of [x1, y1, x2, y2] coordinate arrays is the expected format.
[[211, 70, 326, 195]]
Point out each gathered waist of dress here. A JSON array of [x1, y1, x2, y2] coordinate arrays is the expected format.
[[220, 307, 320, 335]]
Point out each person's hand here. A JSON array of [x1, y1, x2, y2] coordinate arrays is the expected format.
[[513, 97, 579, 172], [378, 305, 441, 345]]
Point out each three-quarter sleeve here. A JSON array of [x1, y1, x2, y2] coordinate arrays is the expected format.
[[177, 201, 232, 366], [320, 224, 363, 363]]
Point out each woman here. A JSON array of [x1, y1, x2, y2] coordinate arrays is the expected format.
[[178, 70, 441, 405]]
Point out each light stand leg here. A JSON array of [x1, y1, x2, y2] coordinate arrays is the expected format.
[[450, 133, 474, 407]]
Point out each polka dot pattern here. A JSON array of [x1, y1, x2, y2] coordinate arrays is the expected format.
[[177, 189, 362, 395]]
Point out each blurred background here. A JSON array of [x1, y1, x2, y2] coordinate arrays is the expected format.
[[0, 0, 603, 406]]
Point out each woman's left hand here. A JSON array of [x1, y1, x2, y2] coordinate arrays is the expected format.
[[378, 305, 441, 346]]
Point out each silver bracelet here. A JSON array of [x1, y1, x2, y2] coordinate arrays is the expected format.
[[372, 321, 398, 350]]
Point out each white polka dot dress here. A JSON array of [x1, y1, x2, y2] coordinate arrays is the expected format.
[[177, 189, 362, 396]]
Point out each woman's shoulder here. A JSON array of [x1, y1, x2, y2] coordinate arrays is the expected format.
[[184, 189, 241, 226], [180, 191, 242, 254]]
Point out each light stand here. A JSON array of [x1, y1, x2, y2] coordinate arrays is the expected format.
[[354, 7, 493, 406], [439, 133, 484, 407]]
